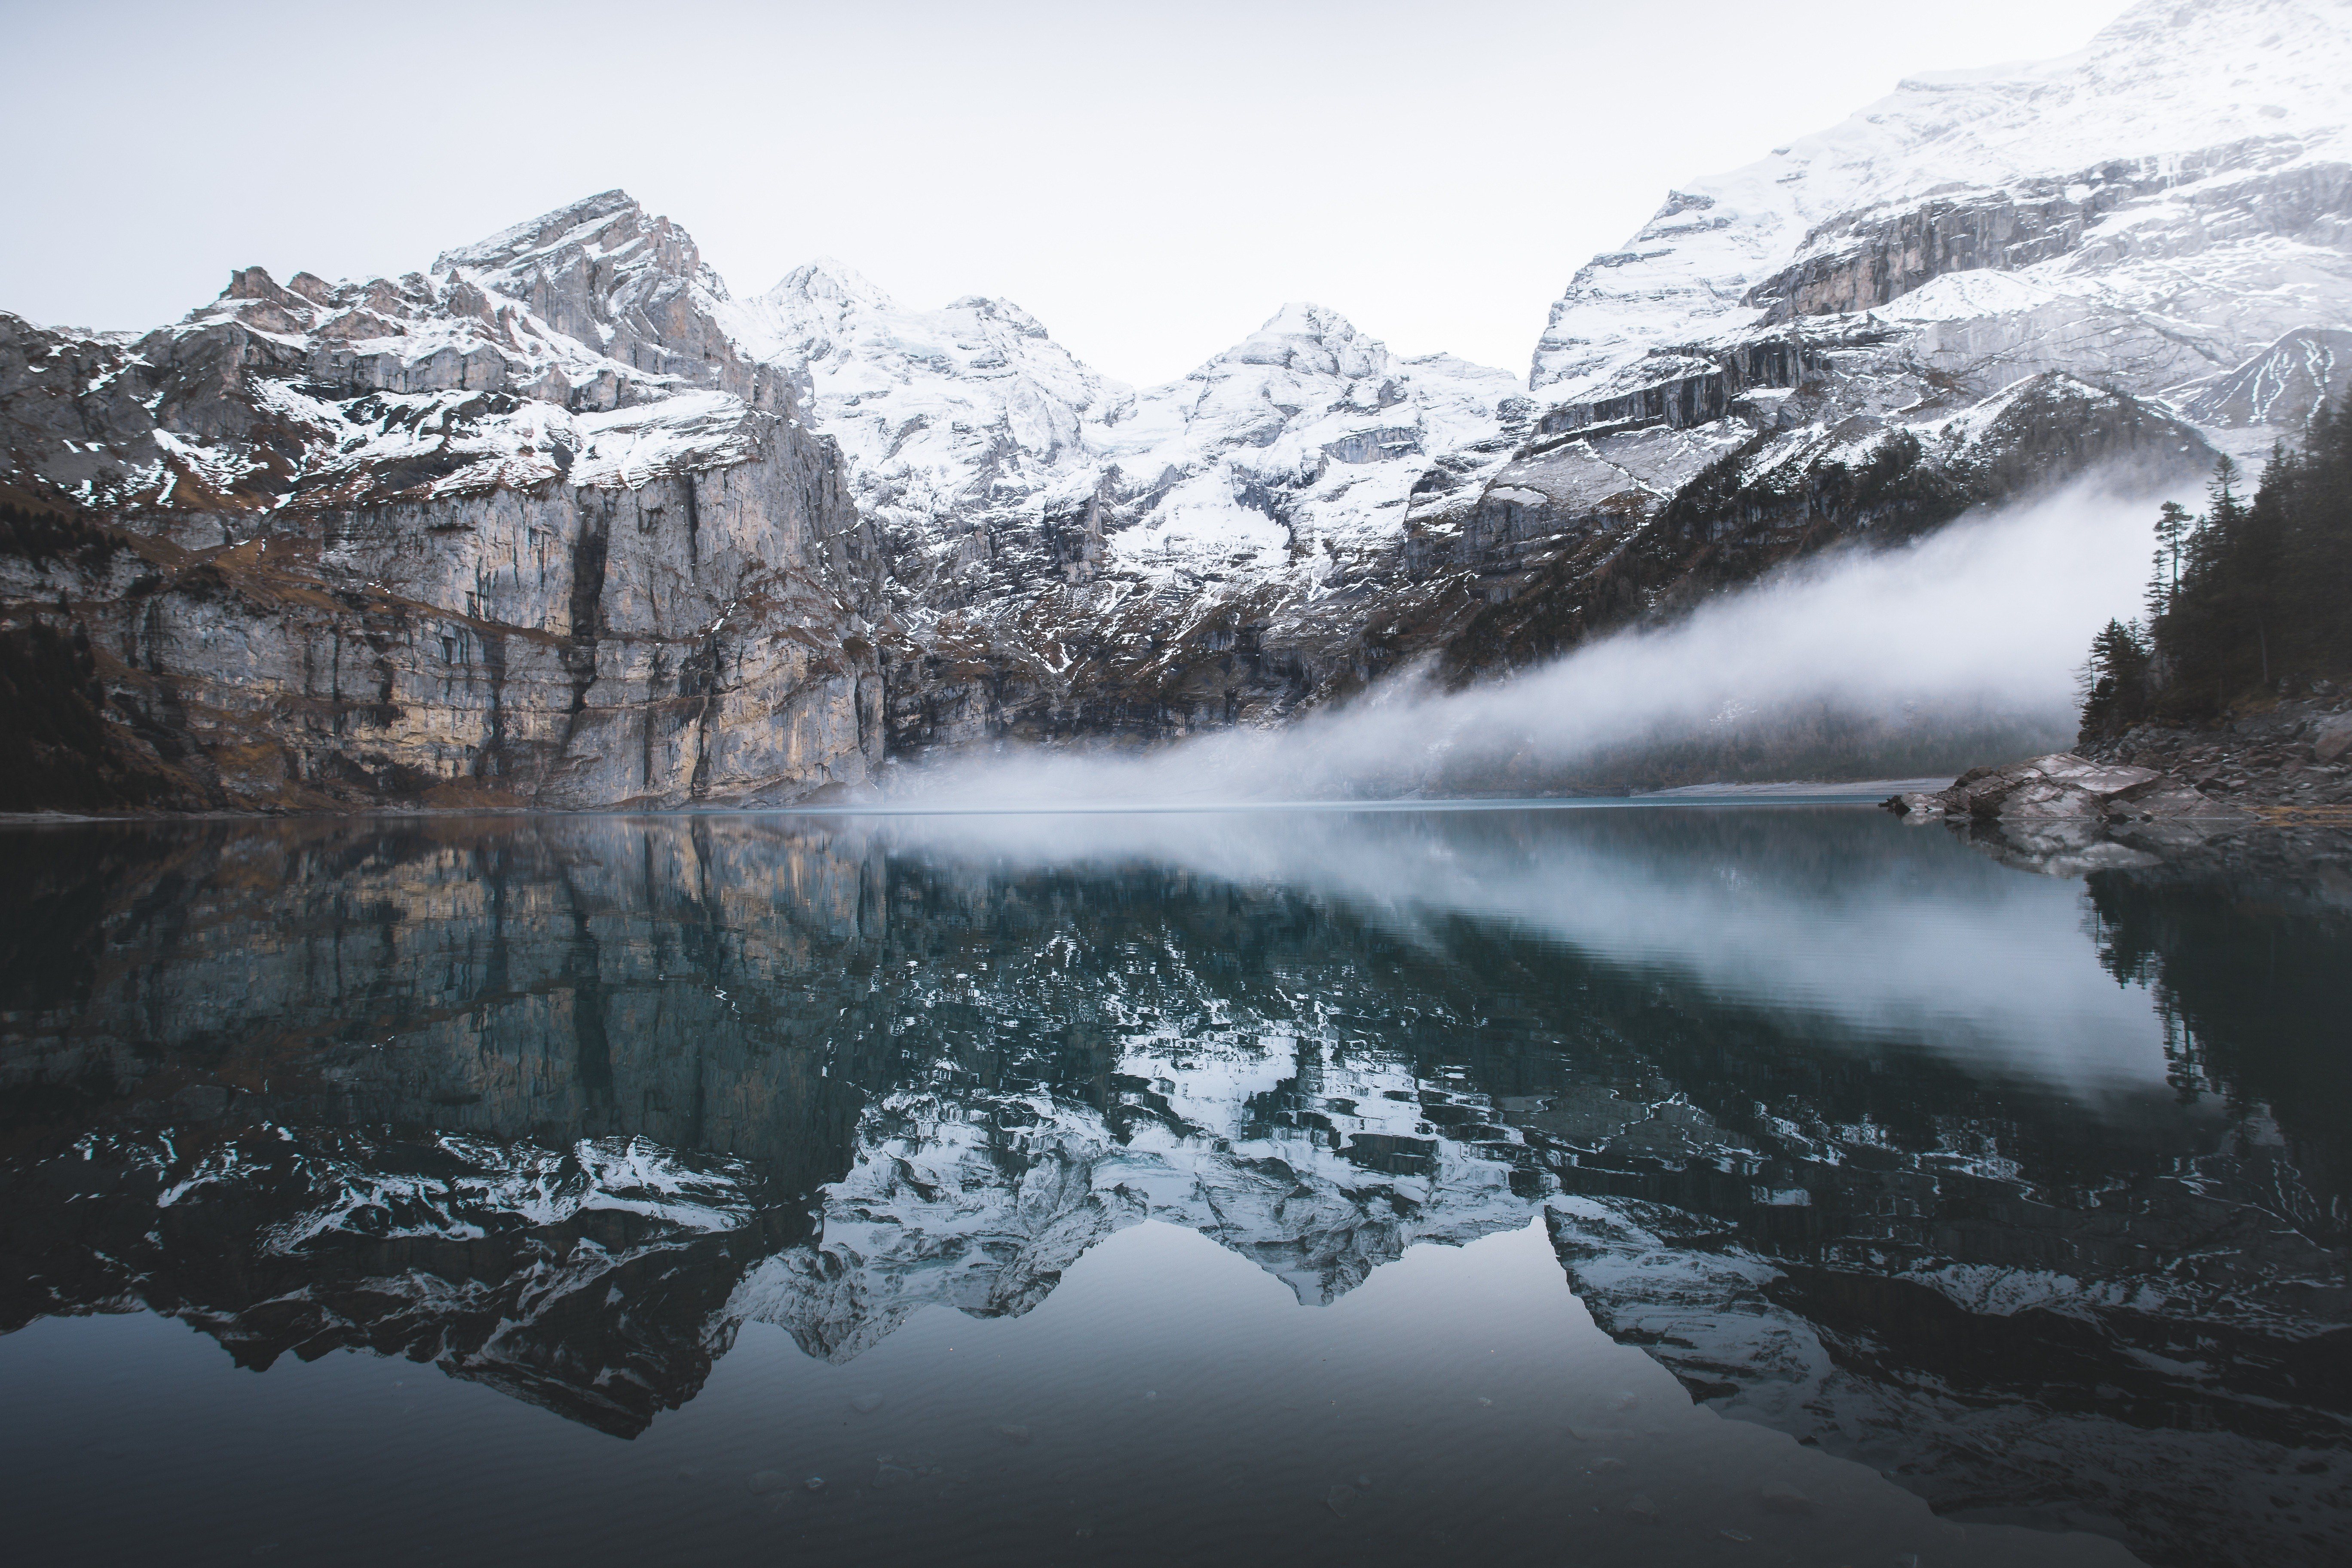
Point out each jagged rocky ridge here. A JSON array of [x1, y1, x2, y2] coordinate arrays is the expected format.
[[0, 193, 887, 811], [1, 811, 2346, 1565], [4, 0, 2346, 807], [771, 0, 2350, 749]]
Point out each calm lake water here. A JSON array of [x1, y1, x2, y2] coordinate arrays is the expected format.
[[0, 805, 2345, 1568]]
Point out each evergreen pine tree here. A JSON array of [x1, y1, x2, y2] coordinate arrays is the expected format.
[[2079, 387, 2352, 730], [2152, 500, 2193, 610], [2079, 618, 2152, 738]]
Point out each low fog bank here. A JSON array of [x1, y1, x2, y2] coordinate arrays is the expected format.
[[884, 478, 2168, 805]]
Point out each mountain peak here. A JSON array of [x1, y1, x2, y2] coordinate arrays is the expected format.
[[1220, 303, 1384, 378], [943, 294, 1051, 339], [433, 189, 665, 276], [764, 257, 897, 313], [1532, 0, 2352, 395]]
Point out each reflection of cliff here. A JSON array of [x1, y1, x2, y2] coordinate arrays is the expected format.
[[0, 818, 1546, 1427], [0, 812, 2346, 1565], [0, 817, 900, 1433]]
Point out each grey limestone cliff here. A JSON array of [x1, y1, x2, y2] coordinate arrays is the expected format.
[[0, 192, 885, 812]]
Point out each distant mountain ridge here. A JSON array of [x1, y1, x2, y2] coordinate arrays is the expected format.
[[0, 0, 2346, 809]]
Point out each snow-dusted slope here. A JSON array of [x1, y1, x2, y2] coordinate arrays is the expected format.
[[705, 0, 2346, 761], [1395, 0, 2349, 695], [5, 0, 2346, 795], [726, 260, 1114, 576], [1098, 304, 1523, 582], [718, 269, 1528, 751], [1535, 0, 2352, 396], [1528, 0, 2352, 471], [732, 264, 1522, 591]]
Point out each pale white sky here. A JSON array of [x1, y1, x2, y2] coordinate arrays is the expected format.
[[8, 0, 2132, 386]]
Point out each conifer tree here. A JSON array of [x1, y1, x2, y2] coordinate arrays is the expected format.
[[2076, 388, 2352, 743], [2151, 500, 2193, 611], [2079, 618, 2152, 737]]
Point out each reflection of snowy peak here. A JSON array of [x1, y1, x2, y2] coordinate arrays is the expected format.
[[4, 810, 2346, 1565], [732, 998, 1534, 1363]]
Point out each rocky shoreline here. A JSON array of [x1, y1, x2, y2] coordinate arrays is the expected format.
[[1882, 695, 2352, 873], [1891, 696, 2352, 825], [2082, 696, 2352, 816]]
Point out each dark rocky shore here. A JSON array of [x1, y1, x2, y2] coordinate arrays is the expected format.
[[2083, 695, 2352, 815], [1884, 695, 2352, 874]]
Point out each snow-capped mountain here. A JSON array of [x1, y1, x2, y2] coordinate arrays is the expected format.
[[1348, 0, 2350, 696], [742, 0, 2348, 759], [720, 265, 1528, 750], [1094, 304, 1523, 582], [0, 188, 887, 812], [0, 0, 2346, 808], [725, 260, 1114, 588], [729, 263, 1522, 591], [1534, 0, 2352, 449]]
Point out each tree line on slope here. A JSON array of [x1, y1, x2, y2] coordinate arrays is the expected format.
[[2079, 390, 2352, 740]]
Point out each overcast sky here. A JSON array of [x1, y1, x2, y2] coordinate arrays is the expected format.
[[9, 0, 2133, 386]]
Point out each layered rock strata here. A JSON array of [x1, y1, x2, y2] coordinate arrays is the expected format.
[[0, 193, 885, 812], [3, 0, 2349, 806]]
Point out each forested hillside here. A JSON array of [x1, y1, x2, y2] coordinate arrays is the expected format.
[[2081, 393, 2352, 738]]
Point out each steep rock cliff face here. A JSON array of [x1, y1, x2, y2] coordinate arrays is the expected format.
[[0, 193, 884, 812], [5, 2, 2348, 799]]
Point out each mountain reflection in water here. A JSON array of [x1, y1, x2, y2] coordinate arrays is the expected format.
[[0, 807, 2346, 1568]]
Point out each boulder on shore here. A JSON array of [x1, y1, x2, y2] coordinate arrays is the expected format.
[[1886, 753, 2251, 826]]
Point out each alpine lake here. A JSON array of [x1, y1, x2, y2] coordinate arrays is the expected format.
[[0, 802, 2345, 1568]]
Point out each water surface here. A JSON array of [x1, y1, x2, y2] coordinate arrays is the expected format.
[[0, 806, 2345, 1567]]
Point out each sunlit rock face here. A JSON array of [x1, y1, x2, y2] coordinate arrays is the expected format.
[[0, 193, 885, 812], [1, 812, 2347, 1564]]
